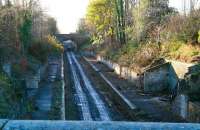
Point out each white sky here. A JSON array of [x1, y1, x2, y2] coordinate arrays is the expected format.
[[40, 0, 199, 34], [40, 0, 89, 34]]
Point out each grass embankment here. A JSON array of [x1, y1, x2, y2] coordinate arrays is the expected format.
[[161, 42, 200, 62]]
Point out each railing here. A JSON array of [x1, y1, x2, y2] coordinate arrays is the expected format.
[[1, 120, 200, 130]]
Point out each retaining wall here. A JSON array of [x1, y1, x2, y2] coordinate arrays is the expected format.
[[84, 57, 137, 119], [98, 56, 197, 81], [40, 64, 48, 80], [49, 55, 65, 120], [97, 56, 139, 86], [99, 72, 138, 119], [96, 56, 200, 122], [60, 54, 65, 120], [25, 66, 45, 89], [2, 63, 11, 77], [25, 76, 40, 89]]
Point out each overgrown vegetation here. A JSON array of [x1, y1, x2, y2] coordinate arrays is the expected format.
[[0, 0, 62, 118], [28, 35, 64, 63], [79, 0, 200, 69], [0, 0, 61, 72], [185, 64, 200, 102], [78, 0, 200, 100]]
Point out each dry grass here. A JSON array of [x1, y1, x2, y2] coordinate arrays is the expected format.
[[96, 42, 160, 73], [91, 40, 200, 73], [162, 42, 200, 63]]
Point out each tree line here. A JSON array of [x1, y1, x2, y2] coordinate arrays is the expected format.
[[78, 0, 200, 66], [0, 0, 62, 73], [0, 0, 63, 119]]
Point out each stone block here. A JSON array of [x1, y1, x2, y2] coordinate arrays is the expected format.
[[144, 63, 178, 93], [130, 70, 138, 82], [2, 63, 11, 77], [98, 56, 140, 86], [172, 94, 189, 120], [26, 76, 39, 89], [113, 63, 121, 75]]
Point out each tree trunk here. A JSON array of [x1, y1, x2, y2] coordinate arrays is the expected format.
[[115, 0, 126, 44], [0, 0, 2, 6]]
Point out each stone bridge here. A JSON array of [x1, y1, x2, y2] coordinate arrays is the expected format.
[[55, 33, 89, 49]]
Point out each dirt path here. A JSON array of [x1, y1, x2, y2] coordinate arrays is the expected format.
[[32, 83, 52, 120], [31, 58, 59, 120]]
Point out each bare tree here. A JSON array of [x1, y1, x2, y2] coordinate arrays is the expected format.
[[190, 0, 195, 12], [183, 0, 186, 15], [0, 0, 2, 6], [191, 0, 200, 10]]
